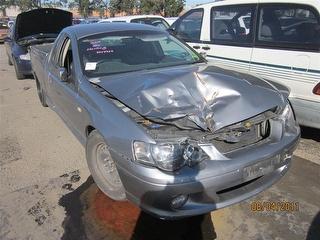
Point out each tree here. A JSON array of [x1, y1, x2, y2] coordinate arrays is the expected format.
[[121, 0, 136, 15], [139, 0, 163, 15], [17, 0, 41, 11], [68, 0, 108, 18], [42, 0, 69, 8], [139, 0, 184, 16], [95, 0, 108, 17], [20, 0, 40, 10], [164, 0, 184, 17], [78, 0, 90, 17], [0, 0, 15, 16], [109, 0, 136, 16], [108, 0, 121, 16]]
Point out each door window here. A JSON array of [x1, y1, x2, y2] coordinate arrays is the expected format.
[[172, 9, 204, 42], [211, 5, 256, 45], [58, 37, 75, 85], [257, 4, 320, 50], [49, 33, 65, 66]]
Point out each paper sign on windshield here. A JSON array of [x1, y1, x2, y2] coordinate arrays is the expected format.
[[85, 62, 97, 71]]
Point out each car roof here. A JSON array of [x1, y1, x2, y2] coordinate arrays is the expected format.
[[194, 0, 317, 9], [64, 22, 165, 39], [99, 15, 166, 23]]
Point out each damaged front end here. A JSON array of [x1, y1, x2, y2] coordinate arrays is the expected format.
[[131, 105, 296, 172], [91, 65, 298, 172]]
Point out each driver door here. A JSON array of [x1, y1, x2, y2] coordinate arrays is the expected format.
[[47, 36, 83, 138], [204, 4, 257, 74]]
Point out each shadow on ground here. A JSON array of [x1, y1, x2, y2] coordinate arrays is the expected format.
[[59, 176, 217, 240], [307, 211, 320, 240], [301, 127, 320, 142], [16, 74, 34, 80]]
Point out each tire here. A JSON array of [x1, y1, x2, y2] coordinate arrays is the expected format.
[[35, 78, 48, 107], [86, 130, 126, 201], [12, 58, 24, 80]]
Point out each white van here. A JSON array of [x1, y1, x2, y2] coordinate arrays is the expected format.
[[171, 0, 320, 129]]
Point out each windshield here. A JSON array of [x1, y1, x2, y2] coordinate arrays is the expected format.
[[79, 30, 204, 77]]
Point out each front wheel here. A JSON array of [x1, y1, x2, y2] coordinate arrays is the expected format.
[[86, 130, 126, 201]]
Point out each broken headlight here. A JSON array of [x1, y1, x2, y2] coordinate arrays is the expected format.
[[280, 103, 297, 131], [133, 141, 209, 171]]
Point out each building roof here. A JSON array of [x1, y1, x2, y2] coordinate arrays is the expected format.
[[193, 0, 318, 9]]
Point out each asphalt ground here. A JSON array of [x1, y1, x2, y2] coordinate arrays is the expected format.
[[0, 45, 319, 240]]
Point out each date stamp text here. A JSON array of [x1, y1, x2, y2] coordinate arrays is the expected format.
[[250, 201, 299, 212]]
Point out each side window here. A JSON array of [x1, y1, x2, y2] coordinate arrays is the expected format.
[[58, 38, 74, 84], [158, 39, 199, 62], [211, 5, 256, 45], [257, 4, 320, 50], [173, 9, 204, 42], [49, 34, 65, 66]]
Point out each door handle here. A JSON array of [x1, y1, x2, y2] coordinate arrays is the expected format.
[[193, 46, 201, 50], [202, 46, 211, 51]]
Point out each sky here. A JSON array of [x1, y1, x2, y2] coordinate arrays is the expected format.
[[186, 0, 211, 7]]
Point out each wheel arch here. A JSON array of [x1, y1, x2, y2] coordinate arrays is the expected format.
[[86, 125, 96, 137]]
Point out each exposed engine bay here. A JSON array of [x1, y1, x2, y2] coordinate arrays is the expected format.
[[93, 82, 275, 155]]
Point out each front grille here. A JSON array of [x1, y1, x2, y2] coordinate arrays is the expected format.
[[216, 176, 262, 195], [207, 111, 275, 153]]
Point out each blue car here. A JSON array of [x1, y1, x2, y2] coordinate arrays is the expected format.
[[4, 8, 72, 79]]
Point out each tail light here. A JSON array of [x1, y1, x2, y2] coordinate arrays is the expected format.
[[313, 83, 320, 95]]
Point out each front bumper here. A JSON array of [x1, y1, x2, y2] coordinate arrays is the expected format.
[[113, 123, 300, 219]]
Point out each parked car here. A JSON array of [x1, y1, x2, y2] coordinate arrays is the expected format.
[[4, 8, 72, 79], [0, 22, 9, 43], [171, 0, 320, 129], [30, 23, 300, 219], [72, 18, 85, 25], [82, 18, 101, 24], [165, 17, 179, 26], [99, 15, 170, 29], [7, 20, 14, 28]]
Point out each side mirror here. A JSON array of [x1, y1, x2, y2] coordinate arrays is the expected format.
[[59, 67, 68, 82], [200, 52, 207, 58], [167, 28, 176, 35]]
